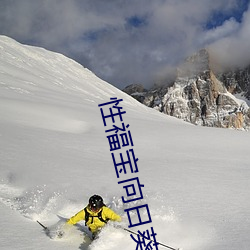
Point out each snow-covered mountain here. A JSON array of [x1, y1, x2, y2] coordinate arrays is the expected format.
[[124, 49, 250, 130], [0, 36, 250, 250]]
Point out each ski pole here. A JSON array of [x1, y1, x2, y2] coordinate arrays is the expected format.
[[37, 220, 49, 232], [123, 227, 181, 250]]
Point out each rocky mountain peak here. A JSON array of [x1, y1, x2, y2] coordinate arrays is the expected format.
[[123, 49, 250, 130], [177, 48, 210, 78]]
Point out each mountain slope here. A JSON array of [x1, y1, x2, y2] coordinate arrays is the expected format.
[[0, 36, 250, 250]]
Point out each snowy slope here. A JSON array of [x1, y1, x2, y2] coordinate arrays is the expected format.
[[0, 36, 250, 250]]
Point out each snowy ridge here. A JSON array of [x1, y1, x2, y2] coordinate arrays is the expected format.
[[0, 36, 250, 250]]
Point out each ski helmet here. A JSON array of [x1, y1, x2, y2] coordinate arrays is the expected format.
[[89, 195, 104, 210]]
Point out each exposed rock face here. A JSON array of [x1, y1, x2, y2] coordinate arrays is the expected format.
[[217, 66, 250, 99], [123, 84, 147, 103], [123, 49, 250, 130]]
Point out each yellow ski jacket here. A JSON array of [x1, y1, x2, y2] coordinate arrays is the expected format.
[[67, 206, 121, 233]]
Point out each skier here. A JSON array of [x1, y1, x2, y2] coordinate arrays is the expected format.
[[66, 194, 122, 239]]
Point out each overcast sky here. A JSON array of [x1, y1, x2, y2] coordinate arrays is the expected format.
[[0, 0, 249, 89]]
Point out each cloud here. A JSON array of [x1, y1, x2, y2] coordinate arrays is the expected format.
[[200, 18, 240, 45], [209, 4, 250, 69], [0, 0, 249, 89]]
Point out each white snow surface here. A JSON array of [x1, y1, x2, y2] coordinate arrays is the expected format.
[[0, 35, 250, 250]]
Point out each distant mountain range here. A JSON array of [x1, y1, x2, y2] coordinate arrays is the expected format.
[[123, 49, 250, 130]]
